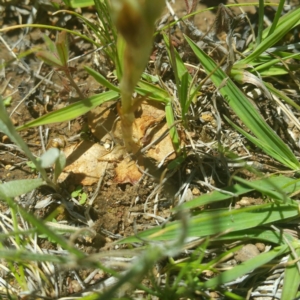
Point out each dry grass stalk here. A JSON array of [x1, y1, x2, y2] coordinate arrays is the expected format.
[[111, 0, 164, 153]]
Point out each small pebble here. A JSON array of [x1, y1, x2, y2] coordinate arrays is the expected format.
[[255, 242, 265, 252], [10, 117, 18, 126], [192, 187, 200, 195], [1, 135, 9, 143], [234, 244, 260, 263]]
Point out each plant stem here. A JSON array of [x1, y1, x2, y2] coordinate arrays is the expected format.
[[65, 69, 85, 99], [257, 0, 264, 46]]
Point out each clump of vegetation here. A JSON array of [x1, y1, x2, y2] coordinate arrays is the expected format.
[[0, 0, 300, 299]]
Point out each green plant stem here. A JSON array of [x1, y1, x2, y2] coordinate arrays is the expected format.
[[257, 0, 264, 46], [267, 0, 285, 36], [11, 206, 28, 290], [0, 24, 98, 47]]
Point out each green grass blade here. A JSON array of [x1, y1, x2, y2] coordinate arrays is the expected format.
[[119, 203, 299, 244], [35, 50, 63, 68], [70, 0, 93, 8], [163, 33, 188, 80], [256, 0, 264, 46], [253, 52, 300, 76], [265, 82, 300, 111], [180, 175, 300, 210], [3, 196, 85, 257], [54, 151, 66, 183], [163, 33, 197, 119], [232, 176, 293, 203], [56, 31, 69, 66], [0, 179, 44, 199], [266, 0, 286, 37], [237, 7, 300, 65], [165, 102, 181, 154], [215, 228, 295, 244], [181, 180, 253, 210], [93, 0, 119, 66], [116, 34, 125, 81], [225, 116, 300, 169], [179, 72, 189, 116], [185, 35, 300, 170], [17, 90, 119, 130], [281, 246, 300, 299], [254, 65, 289, 76], [0, 99, 48, 181], [0, 24, 98, 48], [43, 34, 56, 53], [0, 249, 71, 264], [136, 79, 170, 103], [55, 8, 116, 59], [85, 66, 120, 92], [77, 294, 101, 300], [202, 244, 289, 289]]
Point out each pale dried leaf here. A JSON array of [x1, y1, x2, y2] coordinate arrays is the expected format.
[[114, 157, 143, 184], [59, 141, 118, 185]]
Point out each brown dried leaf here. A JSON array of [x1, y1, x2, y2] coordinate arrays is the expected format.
[[144, 122, 176, 162], [88, 101, 176, 182], [114, 157, 142, 184], [87, 101, 123, 142], [133, 102, 176, 163], [58, 141, 121, 185]]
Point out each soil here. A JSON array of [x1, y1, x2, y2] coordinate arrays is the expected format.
[[1, 0, 300, 298]]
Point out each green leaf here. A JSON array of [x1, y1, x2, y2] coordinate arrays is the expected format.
[[0, 249, 70, 264], [3, 96, 12, 106], [238, 7, 300, 65], [225, 116, 299, 170], [0, 179, 44, 199], [136, 80, 170, 103], [119, 203, 299, 244], [56, 31, 69, 66], [54, 151, 66, 183], [203, 245, 289, 289], [167, 155, 186, 170], [252, 52, 300, 77], [142, 73, 159, 83], [0, 99, 48, 181], [214, 228, 295, 244], [180, 175, 300, 210], [163, 33, 189, 79], [17, 90, 119, 130], [163, 33, 197, 117], [116, 34, 125, 81], [3, 197, 85, 257], [85, 66, 120, 92], [36, 51, 63, 68], [266, 0, 285, 37], [185, 35, 300, 170], [43, 34, 56, 53], [179, 71, 189, 114], [281, 246, 300, 299], [71, 186, 82, 198], [165, 102, 181, 154], [40, 148, 60, 168], [265, 82, 300, 111], [70, 0, 94, 8], [79, 193, 87, 205], [233, 176, 293, 204]]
